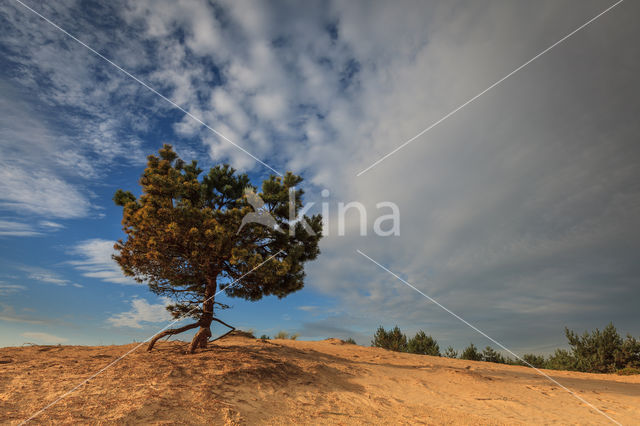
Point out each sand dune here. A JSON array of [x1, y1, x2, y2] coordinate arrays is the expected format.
[[1, 335, 639, 424]]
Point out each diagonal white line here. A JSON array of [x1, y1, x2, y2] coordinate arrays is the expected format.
[[19, 250, 284, 425], [356, 0, 625, 177], [10, 0, 283, 177], [356, 249, 621, 425]]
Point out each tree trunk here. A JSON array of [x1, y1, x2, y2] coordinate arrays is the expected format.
[[188, 276, 216, 353]]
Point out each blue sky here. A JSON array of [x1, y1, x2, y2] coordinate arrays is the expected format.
[[1, 0, 639, 353]]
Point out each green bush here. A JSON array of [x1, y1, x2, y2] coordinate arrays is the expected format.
[[259, 334, 270, 340], [621, 334, 640, 368], [527, 324, 640, 373], [562, 323, 640, 373], [443, 346, 458, 358], [460, 343, 482, 361], [565, 323, 624, 373], [371, 325, 408, 352], [519, 353, 546, 369], [616, 367, 640, 376], [274, 331, 300, 340], [482, 346, 505, 364], [344, 337, 357, 344], [545, 349, 577, 371], [275, 331, 289, 339], [365, 323, 639, 374], [407, 330, 440, 356]]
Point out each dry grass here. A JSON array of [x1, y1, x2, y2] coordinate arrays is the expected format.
[[1, 335, 639, 424]]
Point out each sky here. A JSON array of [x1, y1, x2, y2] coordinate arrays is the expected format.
[[0, 0, 639, 354]]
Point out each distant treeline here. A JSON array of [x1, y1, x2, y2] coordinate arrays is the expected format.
[[369, 323, 640, 375]]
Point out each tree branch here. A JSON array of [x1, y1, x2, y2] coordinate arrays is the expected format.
[[208, 317, 236, 343], [147, 322, 200, 352]]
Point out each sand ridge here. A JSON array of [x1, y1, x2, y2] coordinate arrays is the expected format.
[[1, 336, 639, 424]]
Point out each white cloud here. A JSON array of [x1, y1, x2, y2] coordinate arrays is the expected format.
[[0, 303, 45, 325], [0, 84, 94, 220], [0, 220, 41, 237], [19, 266, 82, 287], [251, 92, 287, 121], [0, 303, 43, 324], [0, 6, 148, 230], [0, 143, 91, 219], [0, 156, 91, 220], [107, 298, 171, 328], [54, 151, 98, 179], [38, 221, 65, 229], [69, 239, 139, 285], [22, 331, 68, 344], [0, 283, 26, 295], [28, 272, 69, 286]]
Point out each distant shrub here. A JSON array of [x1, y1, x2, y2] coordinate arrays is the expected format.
[[564, 323, 639, 373], [503, 357, 518, 365], [344, 337, 357, 344], [371, 325, 408, 352], [275, 331, 289, 339], [460, 343, 482, 361], [443, 346, 458, 358], [364, 322, 639, 374], [545, 349, 577, 371], [616, 367, 640, 376], [621, 334, 640, 368], [519, 353, 546, 369], [566, 323, 619, 373], [274, 331, 299, 340], [516, 324, 640, 373], [482, 346, 505, 364], [259, 334, 270, 340], [407, 330, 440, 356]]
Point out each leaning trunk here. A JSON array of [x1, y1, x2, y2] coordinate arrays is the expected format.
[[188, 276, 216, 353]]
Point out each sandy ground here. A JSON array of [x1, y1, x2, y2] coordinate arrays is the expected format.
[[1, 335, 639, 425]]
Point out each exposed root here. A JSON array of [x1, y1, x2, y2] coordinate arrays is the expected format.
[[146, 317, 236, 354], [209, 317, 236, 343], [147, 322, 200, 352]]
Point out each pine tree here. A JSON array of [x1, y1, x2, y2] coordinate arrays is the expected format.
[[520, 353, 546, 368], [113, 145, 322, 353], [443, 346, 458, 358], [565, 323, 624, 372], [407, 330, 440, 356], [481, 346, 505, 363], [460, 343, 482, 361], [371, 325, 408, 352]]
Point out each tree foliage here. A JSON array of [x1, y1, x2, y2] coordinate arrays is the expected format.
[[519, 353, 546, 369], [460, 343, 482, 361], [443, 346, 458, 358], [565, 323, 640, 373], [371, 325, 408, 352], [481, 346, 505, 364], [113, 145, 322, 352], [407, 330, 440, 356], [367, 323, 639, 374], [544, 349, 577, 371]]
